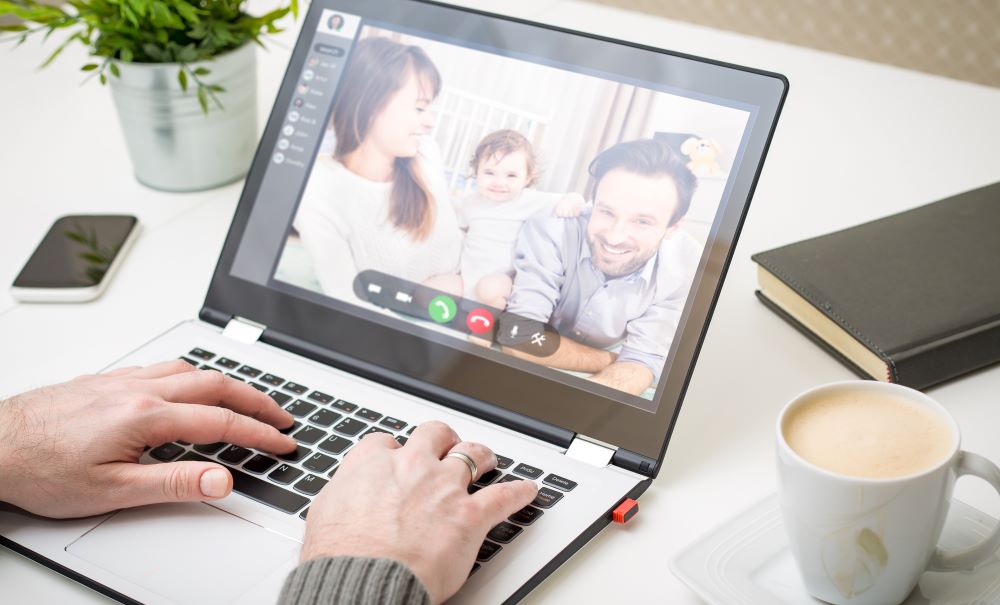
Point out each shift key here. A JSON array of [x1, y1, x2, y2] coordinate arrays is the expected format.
[[179, 452, 308, 515]]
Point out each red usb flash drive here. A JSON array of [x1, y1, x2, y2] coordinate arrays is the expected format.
[[612, 498, 638, 524]]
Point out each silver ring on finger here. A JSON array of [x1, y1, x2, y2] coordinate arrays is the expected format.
[[445, 451, 478, 485]]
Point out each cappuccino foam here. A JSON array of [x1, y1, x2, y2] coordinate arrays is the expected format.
[[783, 392, 953, 479]]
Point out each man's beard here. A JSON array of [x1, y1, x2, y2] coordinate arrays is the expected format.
[[587, 234, 655, 278]]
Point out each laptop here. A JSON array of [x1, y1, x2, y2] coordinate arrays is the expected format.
[[0, 1, 786, 603]]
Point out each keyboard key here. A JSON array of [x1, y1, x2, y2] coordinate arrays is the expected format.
[[188, 348, 215, 360], [379, 416, 407, 431], [355, 408, 382, 422], [406, 425, 417, 435], [149, 443, 185, 462], [193, 442, 226, 454], [475, 469, 502, 486], [269, 464, 304, 485], [293, 426, 327, 445], [303, 453, 337, 473], [487, 522, 523, 544], [216, 357, 240, 369], [308, 408, 342, 427], [237, 365, 262, 378], [395, 436, 408, 446], [285, 400, 318, 418], [308, 390, 334, 405], [509, 506, 544, 526], [318, 435, 353, 455], [243, 454, 279, 474], [283, 382, 309, 395], [361, 427, 392, 438], [334, 417, 367, 436], [201, 364, 219, 371], [278, 445, 311, 462], [469, 563, 481, 577], [219, 445, 253, 464], [299, 507, 309, 520], [495, 455, 513, 469], [477, 541, 502, 562], [180, 357, 199, 367], [176, 441, 191, 446], [328, 466, 339, 478], [497, 474, 523, 483], [279, 420, 302, 436], [331, 399, 358, 413], [269, 391, 293, 406], [249, 382, 269, 393], [226, 373, 245, 382], [542, 474, 577, 492], [512, 463, 543, 480], [468, 484, 481, 494], [532, 487, 564, 509], [181, 452, 307, 514], [260, 373, 285, 387], [293, 474, 328, 496]]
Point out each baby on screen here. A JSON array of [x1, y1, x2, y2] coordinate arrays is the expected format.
[[458, 129, 585, 308]]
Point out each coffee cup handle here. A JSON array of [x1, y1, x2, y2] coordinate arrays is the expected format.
[[927, 451, 1000, 572]]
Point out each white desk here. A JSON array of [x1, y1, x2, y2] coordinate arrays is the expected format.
[[2, 1, 999, 603]]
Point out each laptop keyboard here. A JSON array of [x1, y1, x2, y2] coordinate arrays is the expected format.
[[146, 347, 579, 574]]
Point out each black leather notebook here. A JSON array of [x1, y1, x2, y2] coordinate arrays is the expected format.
[[751, 180, 1000, 390]]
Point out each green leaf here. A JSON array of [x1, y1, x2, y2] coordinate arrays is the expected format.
[[109, 61, 120, 78], [177, 67, 187, 91], [0, 24, 29, 32], [193, 66, 210, 76], [39, 31, 82, 69], [81, 63, 99, 71], [99, 72, 106, 85], [120, 47, 133, 62], [64, 231, 88, 245], [80, 252, 109, 264], [173, 1, 199, 25], [207, 84, 224, 93], [196, 85, 208, 114]]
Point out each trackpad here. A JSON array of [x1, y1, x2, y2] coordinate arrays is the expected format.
[[66, 503, 300, 605]]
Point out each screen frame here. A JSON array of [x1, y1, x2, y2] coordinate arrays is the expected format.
[[202, 0, 788, 468]]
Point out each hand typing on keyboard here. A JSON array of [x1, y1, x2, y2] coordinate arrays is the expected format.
[[0, 360, 296, 518], [300, 420, 538, 604]]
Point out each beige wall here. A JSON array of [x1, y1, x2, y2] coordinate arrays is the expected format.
[[591, 0, 1000, 88]]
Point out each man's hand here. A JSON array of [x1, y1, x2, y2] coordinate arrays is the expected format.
[[0, 360, 296, 518], [301, 421, 538, 604], [553, 192, 586, 217]]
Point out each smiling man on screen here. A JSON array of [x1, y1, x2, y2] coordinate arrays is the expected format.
[[504, 138, 702, 396]]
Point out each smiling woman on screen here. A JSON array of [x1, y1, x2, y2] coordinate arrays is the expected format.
[[293, 35, 463, 303]]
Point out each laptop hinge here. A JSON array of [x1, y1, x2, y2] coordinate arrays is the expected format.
[[565, 434, 617, 468], [222, 316, 266, 344]]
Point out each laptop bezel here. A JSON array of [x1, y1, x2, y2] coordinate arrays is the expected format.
[[202, 0, 788, 470]]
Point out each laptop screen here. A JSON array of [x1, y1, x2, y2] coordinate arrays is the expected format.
[[210, 0, 786, 463]]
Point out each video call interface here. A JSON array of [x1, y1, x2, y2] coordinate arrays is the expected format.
[[265, 9, 754, 411]]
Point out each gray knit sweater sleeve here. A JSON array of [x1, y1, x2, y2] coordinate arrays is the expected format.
[[277, 557, 432, 605]]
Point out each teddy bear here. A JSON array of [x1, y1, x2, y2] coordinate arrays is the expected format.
[[681, 137, 723, 177]]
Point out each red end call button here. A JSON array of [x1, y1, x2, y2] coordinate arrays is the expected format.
[[466, 308, 494, 335]]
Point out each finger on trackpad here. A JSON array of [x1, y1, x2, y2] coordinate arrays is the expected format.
[[66, 503, 300, 605]]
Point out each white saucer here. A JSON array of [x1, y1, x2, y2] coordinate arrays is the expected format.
[[670, 494, 1000, 604]]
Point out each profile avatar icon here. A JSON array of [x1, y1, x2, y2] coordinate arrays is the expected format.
[[328, 14, 345, 32]]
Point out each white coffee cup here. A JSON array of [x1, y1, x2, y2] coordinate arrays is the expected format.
[[776, 380, 1000, 605]]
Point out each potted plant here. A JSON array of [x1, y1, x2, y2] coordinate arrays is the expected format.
[[0, 0, 298, 191]]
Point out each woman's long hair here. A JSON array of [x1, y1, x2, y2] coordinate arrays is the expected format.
[[332, 36, 442, 241]]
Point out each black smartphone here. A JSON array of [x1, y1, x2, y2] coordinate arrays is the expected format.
[[11, 214, 140, 302]]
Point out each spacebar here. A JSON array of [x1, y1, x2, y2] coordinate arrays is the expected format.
[[180, 452, 309, 514]]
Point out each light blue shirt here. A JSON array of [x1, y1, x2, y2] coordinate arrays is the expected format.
[[506, 211, 702, 383]]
